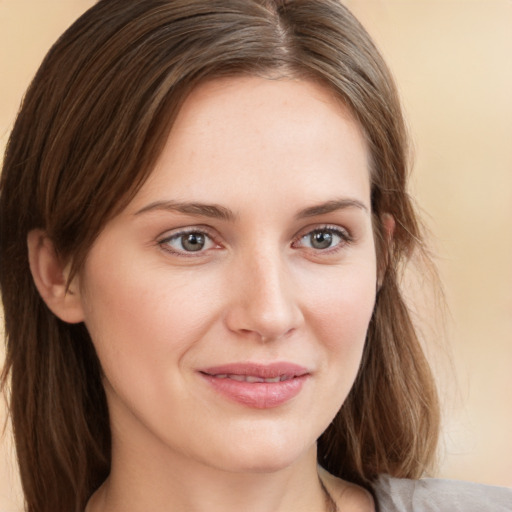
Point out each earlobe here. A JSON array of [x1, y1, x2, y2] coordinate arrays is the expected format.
[[27, 230, 85, 323]]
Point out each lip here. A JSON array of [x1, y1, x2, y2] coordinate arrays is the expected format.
[[199, 362, 310, 409]]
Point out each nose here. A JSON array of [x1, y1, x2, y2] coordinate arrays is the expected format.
[[224, 249, 304, 342]]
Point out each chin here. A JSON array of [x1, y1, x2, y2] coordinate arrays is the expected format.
[[205, 428, 317, 475], [217, 453, 305, 475]]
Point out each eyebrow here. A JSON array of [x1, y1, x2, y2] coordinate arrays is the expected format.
[[135, 197, 368, 221], [135, 200, 236, 221], [295, 198, 369, 219]]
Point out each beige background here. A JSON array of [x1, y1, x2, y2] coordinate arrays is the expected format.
[[1, 1, 511, 509]]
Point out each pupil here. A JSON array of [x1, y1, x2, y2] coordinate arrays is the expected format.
[[311, 231, 332, 249], [181, 233, 205, 251]]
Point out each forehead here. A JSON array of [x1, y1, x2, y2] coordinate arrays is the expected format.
[[127, 75, 371, 214]]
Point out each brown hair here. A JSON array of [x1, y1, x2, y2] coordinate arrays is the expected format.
[[0, 1, 439, 511]]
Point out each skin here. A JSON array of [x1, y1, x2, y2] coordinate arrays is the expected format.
[[31, 76, 377, 511]]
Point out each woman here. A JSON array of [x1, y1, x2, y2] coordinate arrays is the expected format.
[[0, 1, 510, 511]]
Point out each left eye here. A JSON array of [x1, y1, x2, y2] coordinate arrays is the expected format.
[[297, 228, 347, 250], [160, 231, 216, 254]]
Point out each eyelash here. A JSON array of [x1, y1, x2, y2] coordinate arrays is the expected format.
[[292, 225, 353, 254], [158, 227, 220, 257], [157, 225, 353, 257]]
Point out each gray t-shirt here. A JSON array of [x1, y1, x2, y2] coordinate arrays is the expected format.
[[372, 474, 512, 511]]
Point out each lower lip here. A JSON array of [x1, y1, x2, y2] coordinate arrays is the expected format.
[[200, 374, 308, 409]]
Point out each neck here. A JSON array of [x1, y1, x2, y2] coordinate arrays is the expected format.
[[88, 436, 330, 512]]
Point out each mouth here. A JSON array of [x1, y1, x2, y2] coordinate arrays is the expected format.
[[199, 361, 309, 381], [204, 374, 295, 383], [198, 362, 310, 409]]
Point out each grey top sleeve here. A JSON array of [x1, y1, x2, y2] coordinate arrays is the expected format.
[[372, 474, 512, 512]]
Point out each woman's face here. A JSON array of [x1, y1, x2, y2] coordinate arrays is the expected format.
[[76, 76, 377, 473]]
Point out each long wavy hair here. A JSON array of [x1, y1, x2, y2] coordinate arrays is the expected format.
[[0, 1, 440, 511]]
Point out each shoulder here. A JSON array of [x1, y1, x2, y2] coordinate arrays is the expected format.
[[341, 482, 376, 512], [371, 474, 512, 512], [319, 466, 376, 511]]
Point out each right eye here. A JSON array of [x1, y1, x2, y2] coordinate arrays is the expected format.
[[159, 229, 218, 255]]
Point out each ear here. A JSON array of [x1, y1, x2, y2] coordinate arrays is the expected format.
[[377, 213, 395, 289], [27, 230, 85, 323]]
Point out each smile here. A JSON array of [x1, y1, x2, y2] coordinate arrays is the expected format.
[[199, 362, 310, 409], [208, 374, 294, 383]]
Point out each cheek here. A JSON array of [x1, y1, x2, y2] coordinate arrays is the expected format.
[[302, 260, 376, 391], [78, 250, 224, 386], [305, 261, 376, 340]]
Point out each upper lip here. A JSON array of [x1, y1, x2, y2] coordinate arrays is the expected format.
[[199, 362, 310, 379]]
